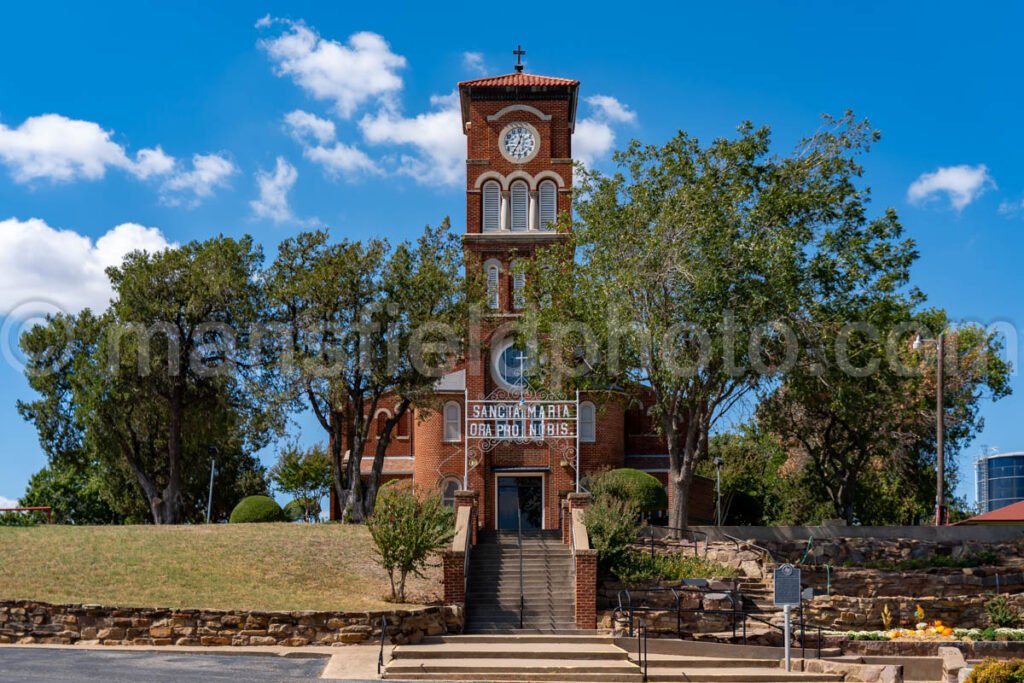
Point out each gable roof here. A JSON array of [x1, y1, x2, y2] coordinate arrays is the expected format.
[[458, 72, 580, 88], [958, 499, 1024, 525]]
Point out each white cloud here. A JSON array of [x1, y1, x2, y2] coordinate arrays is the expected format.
[[259, 20, 406, 119], [586, 95, 636, 124], [907, 164, 995, 211], [250, 157, 298, 223], [0, 217, 173, 315], [998, 197, 1024, 217], [284, 110, 336, 145], [161, 153, 237, 207], [359, 92, 464, 186], [304, 143, 379, 177], [0, 495, 18, 508], [0, 114, 175, 183], [462, 51, 486, 75], [573, 95, 636, 167]]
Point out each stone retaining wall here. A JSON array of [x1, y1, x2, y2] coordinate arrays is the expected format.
[[0, 600, 462, 647], [805, 593, 1024, 630], [802, 566, 1024, 598]]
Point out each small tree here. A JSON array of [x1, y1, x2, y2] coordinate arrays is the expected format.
[[269, 442, 332, 523], [589, 468, 668, 516], [366, 481, 455, 602]]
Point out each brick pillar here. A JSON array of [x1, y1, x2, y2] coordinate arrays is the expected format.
[[575, 550, 598, 629], [454, 490, 479, 545], [442, 551, 465, 604]]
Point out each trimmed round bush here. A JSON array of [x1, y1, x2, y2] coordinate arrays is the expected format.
[[590, 468, 668, 514], [229, 495, 285, 523]]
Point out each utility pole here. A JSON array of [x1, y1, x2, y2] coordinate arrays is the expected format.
[[206, 449, 217, 524], [713, 457, 724, 526]]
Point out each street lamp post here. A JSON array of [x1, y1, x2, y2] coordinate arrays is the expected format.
[[913, 332, 946, 526], [713, 456, 724, 526]]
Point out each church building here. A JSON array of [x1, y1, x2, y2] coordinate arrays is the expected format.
[[332, 60, 715, 529]]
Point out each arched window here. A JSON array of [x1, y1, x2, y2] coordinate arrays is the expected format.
[[539, 180, 557, 230], [375, 409, 391, 438], [482, 181, 500, 232], [440, 476, 460, 507], [511, 260, 525, 310], [510, 181, 528, 232], [486, 262, 500, 310], [579, 401, 596, 442], [443, 401, 461, 442], [396, 410, 410, 439]]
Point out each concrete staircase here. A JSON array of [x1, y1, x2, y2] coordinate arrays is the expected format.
[[465, 530, 576, 632], [381, 634, 847, 682]]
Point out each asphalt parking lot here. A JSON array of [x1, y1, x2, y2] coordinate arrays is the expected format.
[[0, 648, 330, 682]]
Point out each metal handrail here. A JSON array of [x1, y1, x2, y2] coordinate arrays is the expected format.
[[376, 613, 387, 675], [721, 532, 776, 564], [636, 623, 649, 682], [640, 525, 708, 557], [517, 499, 525, 629], [615, 585, 825, 659]]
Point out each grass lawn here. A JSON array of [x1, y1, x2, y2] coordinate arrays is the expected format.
[[0, 523, 441, 612]]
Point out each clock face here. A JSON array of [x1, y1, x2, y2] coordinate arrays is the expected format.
[[502, 125, 537, 162]]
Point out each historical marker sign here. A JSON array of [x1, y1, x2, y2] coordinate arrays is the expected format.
[[773, 564, 802, 606]]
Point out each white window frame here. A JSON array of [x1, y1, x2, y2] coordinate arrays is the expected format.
[[482, 181, 501, 232], [440, 476, 461, 507], [579, 401, 596, 442], [539, 180, 557, 230], [511, 260, 525, 310], [443, 401, 461, 442], [510, 181, 529, 232], [485, 259, 501, 310]]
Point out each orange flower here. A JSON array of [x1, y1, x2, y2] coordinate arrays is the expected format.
[[934, 620, 943, 628]]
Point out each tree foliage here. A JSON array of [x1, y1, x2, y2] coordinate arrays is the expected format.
[[365, 481, 454, 602], [588, 468, 668, 515], [265, 221, 468, 522], [269, 442, 332, 522], [17, 236, 276, 524], [527, 112, 914, 531]]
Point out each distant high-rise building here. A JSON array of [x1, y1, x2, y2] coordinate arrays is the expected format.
[[976, 451, 1024, 513]]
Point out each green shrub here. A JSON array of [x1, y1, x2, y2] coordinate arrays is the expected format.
[[612, 549, 736, 586], [366, 481, 455, 602], [283, 497, 321, 522], [584, 496, 640, 571], [590, 468, 668, 515], [986, 595, 1021, 628], [229, 495, 285, 523], [967, 658, 1024, 683]]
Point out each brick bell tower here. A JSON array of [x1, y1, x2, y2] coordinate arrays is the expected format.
[[456, 55, 580, 530]]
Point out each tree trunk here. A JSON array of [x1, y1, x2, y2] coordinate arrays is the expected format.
[[162, 379, 185, 524], [344, 430, 365, 523], [364, 399, 410, 518], [328, 411, 345, 520]]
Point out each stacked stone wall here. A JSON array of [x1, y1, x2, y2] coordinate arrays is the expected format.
[[0, 600, 462, 647]]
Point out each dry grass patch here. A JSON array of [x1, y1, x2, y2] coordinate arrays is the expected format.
[[0, 523, 441, 611]]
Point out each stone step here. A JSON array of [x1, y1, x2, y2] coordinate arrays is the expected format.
[[392, 642, 628, 661], [628, 654, 782, 669], [422, 634, 607, 644], [642, 671, 842, 683], [385, 658, 640, 678]]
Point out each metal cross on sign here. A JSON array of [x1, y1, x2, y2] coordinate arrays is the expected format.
[[773, 563, 802, 606]]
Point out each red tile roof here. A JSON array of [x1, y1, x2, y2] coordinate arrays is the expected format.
[[958, 499, 1024, 524], [458, 72, 580, 88]]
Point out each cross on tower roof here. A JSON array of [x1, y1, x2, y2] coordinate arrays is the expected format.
[[513, 45, 526, 72]]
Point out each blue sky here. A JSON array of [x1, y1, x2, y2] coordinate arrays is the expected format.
[[0, 1, 1021, 509]]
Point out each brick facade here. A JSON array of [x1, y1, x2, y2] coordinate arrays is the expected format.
[[331, 69, 714, 531]]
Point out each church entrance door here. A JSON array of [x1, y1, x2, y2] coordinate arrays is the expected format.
[[496, 475, 544, 530]]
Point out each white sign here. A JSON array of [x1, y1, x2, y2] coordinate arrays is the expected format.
[[465, 400, 577, 442]]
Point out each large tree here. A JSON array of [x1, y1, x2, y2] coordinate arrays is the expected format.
[[266, 222, 467, 522], [18, 236, 277, 524], [527, 113, 916, 531]]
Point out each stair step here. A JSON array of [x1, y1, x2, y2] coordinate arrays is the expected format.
[[392, 643, 627, 661]]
